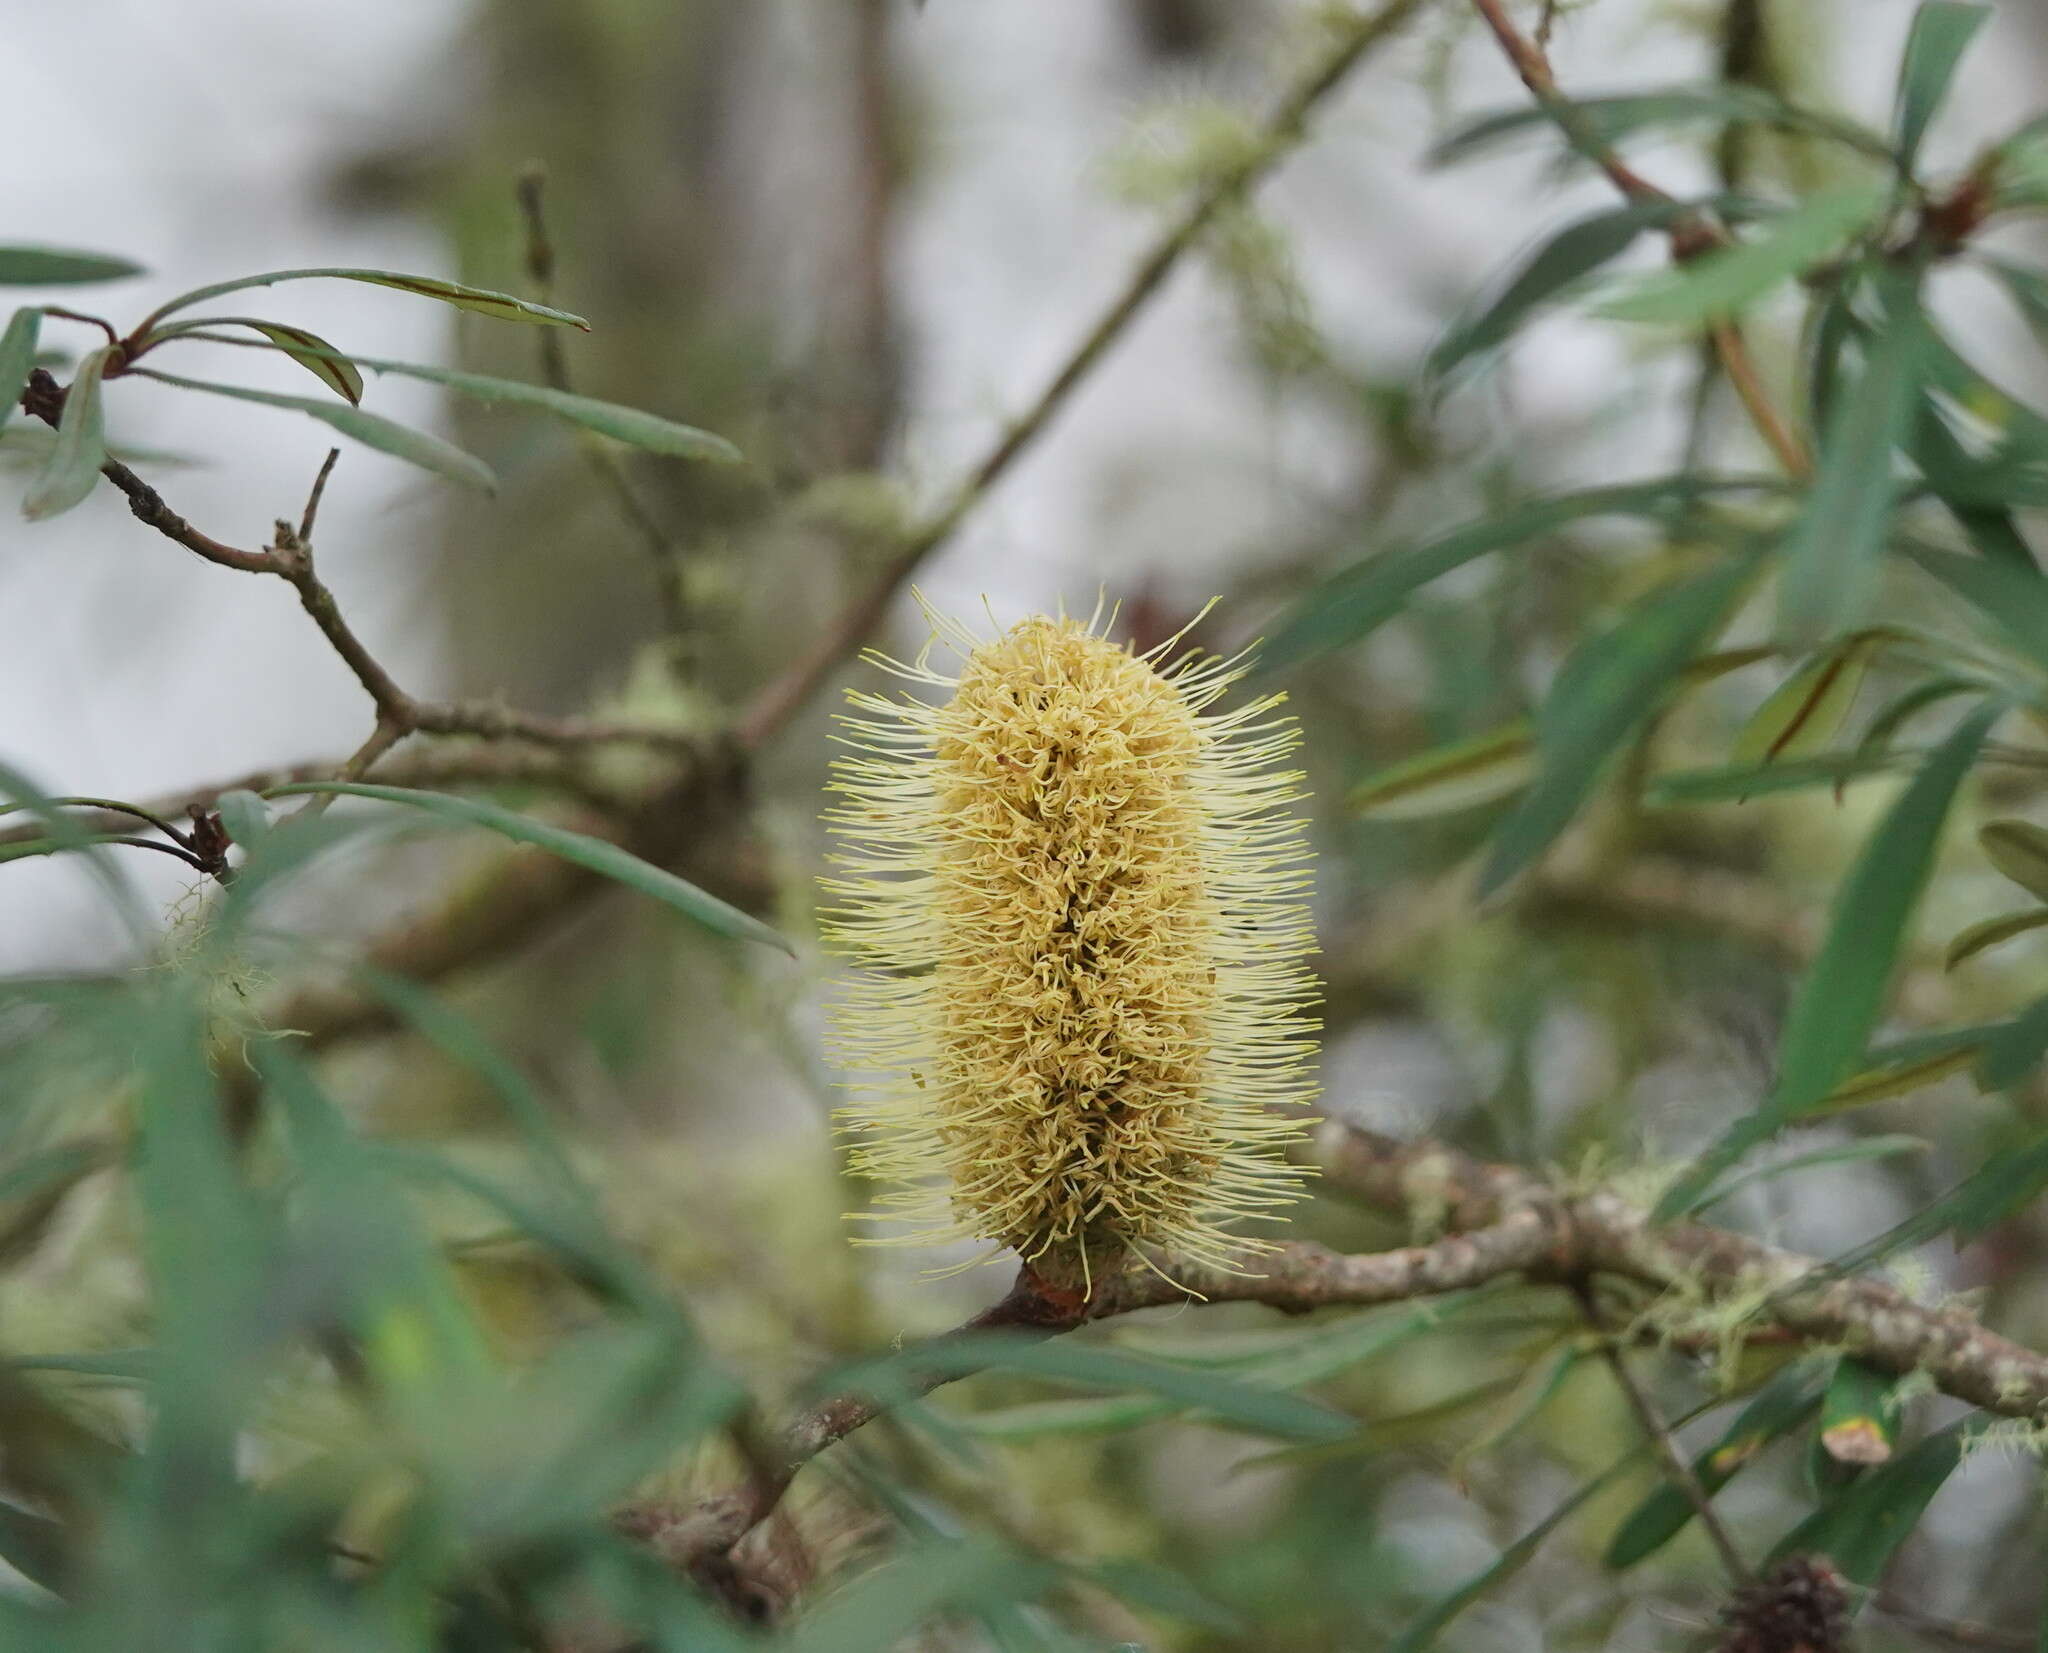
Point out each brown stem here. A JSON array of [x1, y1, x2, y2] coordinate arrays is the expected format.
[[733, 0, 1430, 750], [1464, 0, 1814, 479], [20, 372, 699, 765], [514, 165, 690, 645], [624, 1121, 2048, 1590], [1710, 318, 1813, 479], [39, 308, 120, 347], [1575, 1281, 1755, 1587], [297, 447, 342, 545], [1872, 1592, 2032, 1650], [0, 749, 639, 852]]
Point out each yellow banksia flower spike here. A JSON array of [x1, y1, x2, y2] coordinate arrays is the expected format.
[[820, 597, 1318, 1295]]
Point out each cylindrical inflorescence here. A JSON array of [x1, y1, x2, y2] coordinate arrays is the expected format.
[[821, 602, 1318, 1292]]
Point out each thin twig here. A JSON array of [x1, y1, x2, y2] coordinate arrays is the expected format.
[[1710, 318, 1812, 479], [22, 372, 281, 574], [297, 448, 341, 545], [1872, 1592, 2032, 1650], [1466, 0, 1669, 206], [1574, 1281, 1755, 1587], [0, 749, 641, 853], [39, 308, 119, 347], [733, 0, 1430, 750], [23, 367, 700, 762], [336, 721, 406, 783], [294, 718, 412, 823], [514, 165, 691, 645], [91, 836, 211, 873], [621, 1213, 1555, 1571], [1464, 0, 1813, 478], [17, 798, 195, 849], [627, 1121, 2048, 1591]]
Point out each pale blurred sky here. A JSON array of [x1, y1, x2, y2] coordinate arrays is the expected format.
[[4, 0, 2036, 967]]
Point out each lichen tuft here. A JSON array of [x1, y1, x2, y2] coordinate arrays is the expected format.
[[820, 600, 1318, 1292]]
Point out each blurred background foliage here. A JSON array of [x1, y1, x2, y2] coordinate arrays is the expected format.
[[14, 0, 2048, 1648]]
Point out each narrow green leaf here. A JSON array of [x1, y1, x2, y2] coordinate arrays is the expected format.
[[1905, 544, 2048, 678], [1770, 1415, 1983, 1584], [1815, 1356, 1899, 1472], [1480, 553, 1760, 897], [258, 1046, 496, 1409], [1656, 698, 2002, 1218], [1923, 324, 2048, 460], [152, 315, 364, 404], [1912, 394, 2042, 568], [958, 1293, 1491, 1443], [0, 427, 197, 471], [0, 760, 150, 941], [784, 1542, 1058, 1653], [354, 967, 582, 1194], [1984, 255, 2048, 344], [126, 986, 268, 1529], [1977, 994, 2048, 1090], [1686, 644, 1781, 683], [1803, 1043, 1980, 1115], [0, 1498, 68, 1591], [355, 353, 735, 462], [265, 782, 794, 955], [211, 789, 271, 852], [10, 1350, 152, 1382], [1255, 475, 1767, 677], [0, 247, 145, 286], [1249, 1375, 1528, 1467], [957, 1391, 1181, 1440], [1822, 1132, 2048, 1278], [1990, 114, 2048, 209], [1604, 1362, 1825, 1569], [1431, 87, 1894, 169], [1980, 819, 2048, 901], [1732, 638, 1880, 769], [1893, 3, 1991, 169], [1854, 676, 1986, 772], [0, 308, 40, 436], [22, 346, 108, 521], [1349, 722, 1533, 819], [1084, 1558, 1242, 1633], [0, 830, 181, 865], [1777, 313, 1922, 641], [129, 368, 495, 493], [1394, 1417, 1709, 1652], [0, 1141, 107, 1266], [160, 333, 740, 462], [1946, 907, 2048, 969], [1598, 184, 1885, 327], [1696, 1133, 1927, 1211], [1864, 1020, 2015, 1071], [140, 266, 588, 332], [0, 1141, 106, 1209], [1449, 1342, 1584, 1474], [1802, 1020, 2013, 1121], [1807, 279, 1858, 434], [382, 1147, 678, 1318], [1647, 749, 1904, 805], [1430, 200, 1695, 377], [837, 1332, 1353, 1444], [1216, 1293, 1488, 1393]]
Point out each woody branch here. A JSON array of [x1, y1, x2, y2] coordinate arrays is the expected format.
[[623, 1120, 2048, 1579]]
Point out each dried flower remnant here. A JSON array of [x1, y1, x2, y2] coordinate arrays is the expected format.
[[821, 601, 1318, 1294], [1716, 1556, 1849, 1653]]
